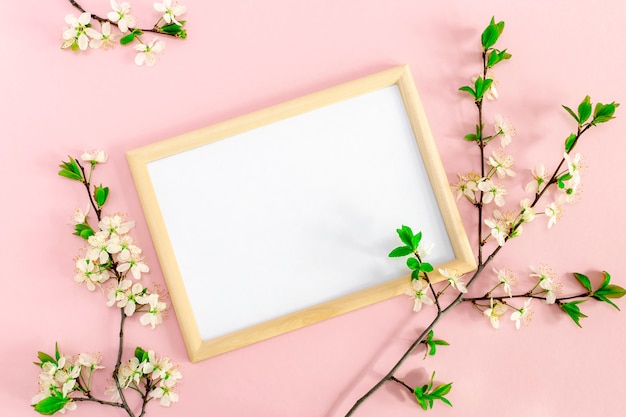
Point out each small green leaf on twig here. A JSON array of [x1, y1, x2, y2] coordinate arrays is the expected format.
[[423, 330, 450, 359], [94, 184, 109, 207], [560, 300, 588, 327], [160, 23, 183, 34], [591, 271, 626, 310], [135, 346, 148, 362], [564, 133, 577, 152], [591, 101, 620, 124], [33, 395, 69, 415], [388, 246, 413, 257], [481, 17, 505, 50], [413, 371, 453, 410], [459, 85, 477, 100], [562, 105, 579, 123], [74, 223, 95, 239], [573, 272, 592, 292], [58, 157, 84, 181], [577, 95, 592, 124]]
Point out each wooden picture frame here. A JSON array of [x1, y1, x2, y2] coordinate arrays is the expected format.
[[126, 65, 476, 362]]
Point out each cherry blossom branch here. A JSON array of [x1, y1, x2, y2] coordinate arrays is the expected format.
[[67, 0, 177, 37]]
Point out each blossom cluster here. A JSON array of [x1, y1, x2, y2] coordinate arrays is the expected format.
[[61, 0, 187, 66], [74, 150, 168, 330], [479, 265, 561, 330], [114, 349, 182, 407], [32, 350, 104, 414], [32, 149, 181, 416]]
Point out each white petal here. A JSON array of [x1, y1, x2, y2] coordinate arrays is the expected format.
[[135, 52, 146, 66], [78, 12, 91, 25], [78, 33, 89, 50]]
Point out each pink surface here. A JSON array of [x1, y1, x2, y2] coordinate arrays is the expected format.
[[2, 1, 626, 416]]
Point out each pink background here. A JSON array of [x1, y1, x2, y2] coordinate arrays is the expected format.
[[2, 1, 626, 416]]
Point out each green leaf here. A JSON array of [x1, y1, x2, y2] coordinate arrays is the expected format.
[[411, 270, 421, 280], [94, 184, 109, 207], [406, 257, 420, 270], [430, 382, 453, 397], [74, 223, 95, 240], [464, 133, 478, 141], [411, 232, 422, 251], [55, 342, 60, 361], [58, 169, 83, 181], [178, 29, 187, 39], [573, 272, 592, 292], [481, 17, 504, 49], [134, 347, 147, 362], [396, 225, 416, 250], [160, 23, 182, 34], [37, 351, 56, 366], [58, 157, 84, 181], [592, 102, 619, 124], [420, 262, 434, 273], [598, 284, 626, 298], [592, 294, 620, 311], [459, 85, 477, 99], [439, 396, 453, 407], [388, 246, 413, 258], [564, 133, 577, 152], [33, 396, 69, 415], [560, 300, 588, 328], [562, 105, 579, 123], [577, 95, 592, 124], [120, 33, 136, 45], [474, 77, 493, 101], [486, 48, 512, 68]]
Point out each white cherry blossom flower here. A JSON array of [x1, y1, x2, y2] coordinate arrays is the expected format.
[[99, 214, 134, 236], [117, 235, 142, 263], [453, 172, 481, 203], [483, 298, 508, 329], [530, 265, 560, 304], [493, 267, 517, 297], [564, 152, 583, 178], [71, 206, 89, 224], [81, 149, 108, 164], [62, 12, 92, 51], [75, 258, 109, 290], [77, 352, 104, 370], [154, 0, 187, 25], [478, 179, 507, 207], [439, 268, 467, 293], [405, 280, 434, 312], [88, 22, 117, 50], [494, 114, 516, 147], [134, 38, 166, 67], [484, 209, 516, 246], [108, 0, 136, 33], [138, 293, 167, 328], [487, 149, 515, 178], [544, 202, 562, 228], [519, 198, 536, 223], [416, 242, 434, 259], [149, 385, 179, 406], [525, 163, 547, 194], [117, 256, 150, 279], [117, 357, 142, 388], [510, 298, 533, 329]]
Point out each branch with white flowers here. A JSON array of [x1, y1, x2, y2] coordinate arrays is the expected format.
[[344, 17, 623, 415], [62, 0, 188, 66], [31, 151, 181, 416]]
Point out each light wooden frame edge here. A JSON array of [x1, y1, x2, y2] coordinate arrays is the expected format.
[[126, 65, 476, 362]]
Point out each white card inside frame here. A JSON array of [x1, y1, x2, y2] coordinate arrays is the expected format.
[[127, 65, 476, 361]]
